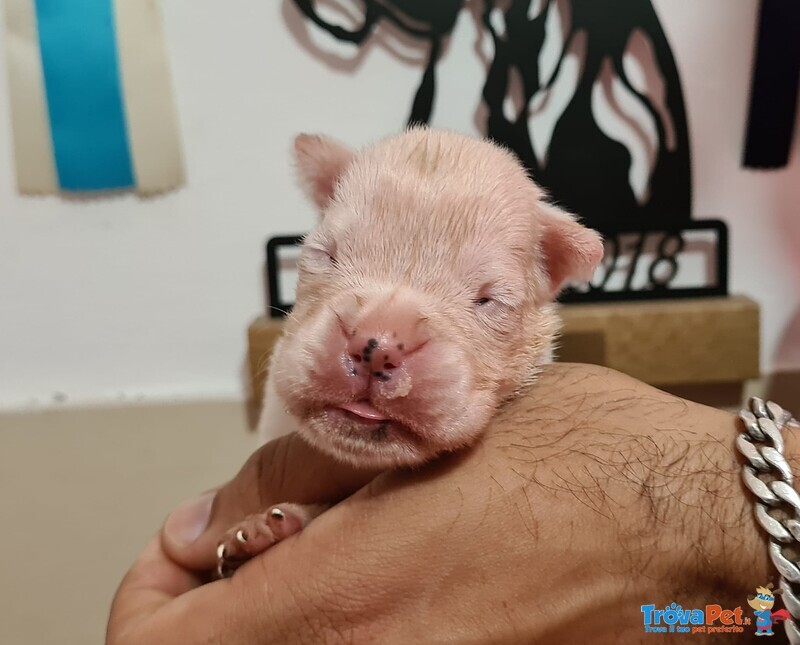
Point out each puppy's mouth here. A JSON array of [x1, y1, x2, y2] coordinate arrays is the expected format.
[[337, 400, 389, 422], [297, 401, 426, 467], [327, 401, 407, 438]]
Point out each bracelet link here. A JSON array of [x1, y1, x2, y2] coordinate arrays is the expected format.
[[738, 397, 800, 643]]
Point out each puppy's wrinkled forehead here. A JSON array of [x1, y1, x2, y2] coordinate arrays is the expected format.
[[325, 130, 540, 278]]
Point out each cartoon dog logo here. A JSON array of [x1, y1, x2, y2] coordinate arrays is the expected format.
[[747, 585, 790, 636]]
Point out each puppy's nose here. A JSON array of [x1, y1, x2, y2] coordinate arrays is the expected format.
[[337, 291, 430, 381], [347, 334, 407, 379]]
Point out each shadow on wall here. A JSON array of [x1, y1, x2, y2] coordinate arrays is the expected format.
[[281, 0, 434, 75]]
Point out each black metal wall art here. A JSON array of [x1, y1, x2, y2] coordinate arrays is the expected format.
[[266, 0, 729, 317]]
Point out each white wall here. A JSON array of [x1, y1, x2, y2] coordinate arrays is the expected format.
[[0, 0, 798, 409]]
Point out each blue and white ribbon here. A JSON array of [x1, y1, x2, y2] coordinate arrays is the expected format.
[[2, 0, 184, 194]]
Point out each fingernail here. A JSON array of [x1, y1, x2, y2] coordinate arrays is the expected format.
[[164, 491, 215, 546]]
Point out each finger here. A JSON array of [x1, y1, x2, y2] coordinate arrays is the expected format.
[[109, 536, 327, 644], [107, 535, 203, 640], [162, 432, 380, 570], [108, 537, 260, 644]]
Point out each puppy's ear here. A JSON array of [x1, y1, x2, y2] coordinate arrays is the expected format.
[[538, 203, 604, 296], [294, 134, 354, 212]]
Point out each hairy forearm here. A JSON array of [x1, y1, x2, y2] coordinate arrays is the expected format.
[[483, 364, 772, 640], [660, 406, 772, 607]]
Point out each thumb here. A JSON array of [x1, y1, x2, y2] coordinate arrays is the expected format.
[[160, 490, 218, 569], [161, 432, 380, 571]]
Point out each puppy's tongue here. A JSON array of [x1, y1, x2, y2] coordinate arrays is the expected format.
[[339, 401, 388, 421]]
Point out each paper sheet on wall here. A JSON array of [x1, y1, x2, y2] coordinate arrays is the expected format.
[[1, 0, 184, 195]]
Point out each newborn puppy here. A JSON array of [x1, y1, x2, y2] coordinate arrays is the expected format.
[[217, 127, 603, 576]]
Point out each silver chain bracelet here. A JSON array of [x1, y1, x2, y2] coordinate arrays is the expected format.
[[738, 397, 800, 643]]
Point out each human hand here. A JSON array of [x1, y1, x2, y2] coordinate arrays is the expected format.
[[107, 363, 771, 644]]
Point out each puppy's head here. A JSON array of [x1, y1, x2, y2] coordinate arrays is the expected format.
[[272, 128, 603, 468]]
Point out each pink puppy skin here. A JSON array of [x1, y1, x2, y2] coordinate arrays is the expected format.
[[217, 128, 603, 576]]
